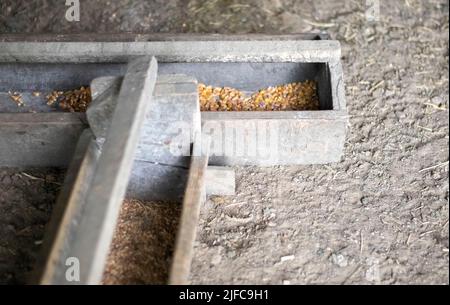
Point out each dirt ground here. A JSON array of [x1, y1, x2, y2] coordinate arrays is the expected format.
[[0, 168, 64, 284], [0, 0, 448, 285]]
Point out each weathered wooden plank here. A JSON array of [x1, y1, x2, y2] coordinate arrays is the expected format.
[[169, 136, 210, 285], [42, 56, 158, 285], [74, 56, 157, 284], [127, 162, 235, 202], [0, 33, 330, 42], [35, 129, 100, 284], [0, 41, 342, 63], [0, 113, 87, 167], [87, 74, 201, 167], [203, 115, 348, 166]]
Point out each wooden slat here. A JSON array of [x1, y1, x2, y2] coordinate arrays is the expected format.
[[0, 33, 329, 42], [0, 113, 87, 167], [38, 56, 158, 285], [0, 41, 341, 63], [71, 56, 158, 284], [169, 136, 211, 285], [36, 129, 100, 284]]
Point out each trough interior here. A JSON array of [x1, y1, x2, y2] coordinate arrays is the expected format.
[[0, 62, 333, 111]]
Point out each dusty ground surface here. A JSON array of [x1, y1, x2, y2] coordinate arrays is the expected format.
[[0, 0, 448, 285], [0, 168, 64, 284], [103, 200, 181, 285]]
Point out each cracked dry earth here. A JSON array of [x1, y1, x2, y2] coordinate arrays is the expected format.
[[0, 0, 448, 284]]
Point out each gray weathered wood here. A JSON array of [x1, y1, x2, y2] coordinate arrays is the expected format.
[[0, 33, 330, 42], [0, 113, 87, 167], [36, 129, 100, 284], [0, 40, 341, 63], [75, 56, 157, 284], [87, 74, 201, 167], [169, 136, 211, 285], [202, 113, 348, 166], [86, 76, 122, 142], [44, 56, 158, 285], [127, 163, 235, 202], [0, 35, 347, 168]]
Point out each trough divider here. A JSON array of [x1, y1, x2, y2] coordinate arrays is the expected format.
[[169, 135, 211, 285]]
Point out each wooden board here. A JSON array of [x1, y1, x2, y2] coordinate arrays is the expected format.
[[0, 113, 87, 167], [169, 136, 211, 285], [36, 129, 99, 284], [38, 56, 158, 285], [0, 33, 330, 42]]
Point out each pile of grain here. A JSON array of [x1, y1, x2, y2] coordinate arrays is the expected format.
[[199, 80, 320, 111], [102, 199, 181, 285], [46, 86, 92, 112], [38, 80, 319, 113]]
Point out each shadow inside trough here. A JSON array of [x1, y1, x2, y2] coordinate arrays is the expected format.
[[0, 62, 333, 112]]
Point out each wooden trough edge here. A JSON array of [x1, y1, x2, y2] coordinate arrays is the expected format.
[[169, 135, 211, 285], [0, 33, 330, 43]]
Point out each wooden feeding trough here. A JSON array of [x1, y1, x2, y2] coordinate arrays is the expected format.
[[0, 34, 347, 284], [0, 33, 347, 167]]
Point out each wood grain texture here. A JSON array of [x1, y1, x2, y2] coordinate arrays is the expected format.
[[0, 113, 87, 167], [169, 136, 211, 285], [70, 56, 158, 284], [0, 33, 329, 42], [36, 57, 158, 284], [37, 129, 100, 284]]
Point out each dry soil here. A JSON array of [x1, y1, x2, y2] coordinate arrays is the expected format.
[[0, 0, 448, 285]]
